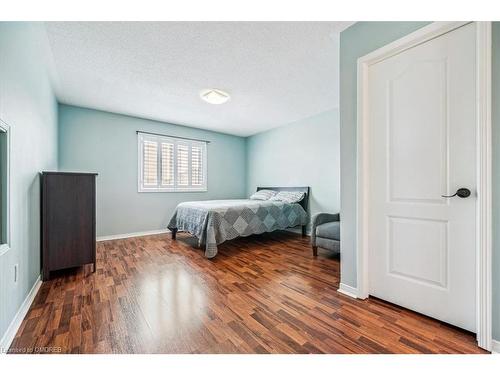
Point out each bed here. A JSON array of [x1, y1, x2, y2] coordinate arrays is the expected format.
[[167, 186, 310, 258]]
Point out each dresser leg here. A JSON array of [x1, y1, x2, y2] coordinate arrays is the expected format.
[[93, 262, 96, 273]]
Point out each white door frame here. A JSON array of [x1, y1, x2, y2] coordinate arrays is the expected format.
[[356, 21, 492, 351]]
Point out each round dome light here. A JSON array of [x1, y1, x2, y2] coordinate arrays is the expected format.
[[200, 88, 230, 104]]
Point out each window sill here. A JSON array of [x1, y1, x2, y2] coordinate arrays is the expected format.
[[138, 188, 208, 193]]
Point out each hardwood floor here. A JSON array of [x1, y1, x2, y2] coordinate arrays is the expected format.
[[9, 231, 485, 354]]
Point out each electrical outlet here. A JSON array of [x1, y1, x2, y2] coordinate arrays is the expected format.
[[14, 263, 18, 283]]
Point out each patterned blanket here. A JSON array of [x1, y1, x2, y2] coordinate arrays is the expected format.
[[168, 199, 309, 258]]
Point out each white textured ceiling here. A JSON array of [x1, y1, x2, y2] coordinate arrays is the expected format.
[[44, 22, 351, 136]]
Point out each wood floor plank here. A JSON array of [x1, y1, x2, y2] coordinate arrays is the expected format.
[[8, 231, 486, 354]]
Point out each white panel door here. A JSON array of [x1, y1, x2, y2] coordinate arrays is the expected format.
[[368, 23, 476, 332]]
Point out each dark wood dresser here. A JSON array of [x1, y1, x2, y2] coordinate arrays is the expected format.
[[41, 172, 97, 281]]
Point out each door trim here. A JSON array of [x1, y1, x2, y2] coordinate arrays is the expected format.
[[356, 21, 492, 351]]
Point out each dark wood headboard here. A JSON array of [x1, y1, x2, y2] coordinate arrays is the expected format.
[[256, 186, 310, 212]]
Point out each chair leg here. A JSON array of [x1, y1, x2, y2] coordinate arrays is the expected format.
[[312, 246, 318, 256]]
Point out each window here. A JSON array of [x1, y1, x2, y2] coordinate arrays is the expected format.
[[0, 120, 10, 255], [138, 132, 207, 192]]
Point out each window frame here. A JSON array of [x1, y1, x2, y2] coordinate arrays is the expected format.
[[0, 119, 11, 256], [137, 132, 208, 193]]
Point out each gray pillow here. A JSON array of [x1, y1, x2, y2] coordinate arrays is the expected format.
[[269, 191, 305, 204], [250, 189, 277, 200]]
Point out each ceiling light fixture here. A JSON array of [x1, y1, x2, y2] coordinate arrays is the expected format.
[[200, 88, 230, 104]]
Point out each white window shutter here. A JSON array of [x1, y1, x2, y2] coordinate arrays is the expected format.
[[177, 143, 189, 186], [191, 144, 204, 186], [160, 142, 174, 186], [138, 133, 207, 192], [142, 140, 158, 186]]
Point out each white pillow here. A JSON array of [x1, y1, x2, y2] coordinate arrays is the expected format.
[[250, 189, 277, 200], [269, 191, 305, 204]]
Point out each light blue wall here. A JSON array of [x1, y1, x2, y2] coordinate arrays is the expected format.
[[58, 104, 247, 237], [0, 23, 58, 343], [246, 110, 340, 231], [59, 105, 340, 238]]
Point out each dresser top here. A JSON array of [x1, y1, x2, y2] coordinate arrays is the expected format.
[[41, 171, 98, 176]]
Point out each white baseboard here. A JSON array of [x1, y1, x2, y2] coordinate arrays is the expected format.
[[337, 283, 359, 299], [492, 339, 500, 354], [0, 275, 42, 354], [97, 228, 170, 242]]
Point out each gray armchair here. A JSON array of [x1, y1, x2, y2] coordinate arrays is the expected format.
[[311, 213, 340, 256]]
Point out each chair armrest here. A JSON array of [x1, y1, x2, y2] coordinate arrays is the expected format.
[[312, 213, 340, 227], [311, 213, 340, 245]]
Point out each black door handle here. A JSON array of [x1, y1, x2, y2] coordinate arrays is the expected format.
[[441, 188, 471, 198]]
